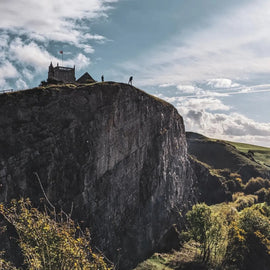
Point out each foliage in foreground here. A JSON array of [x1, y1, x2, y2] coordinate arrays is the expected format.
[[0, 250, 18, 270], [134, 243, 203, 270], [136, 202, 270, 270], [184, 202, 270, 270], [185, 203, 227, 265], [0, 198, 111, 270]]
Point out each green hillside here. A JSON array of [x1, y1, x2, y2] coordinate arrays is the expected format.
[[186, 132, 270, 183], [227, 140, 270, 167]]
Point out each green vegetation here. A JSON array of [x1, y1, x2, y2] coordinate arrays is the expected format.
[[0, 251, 17, 270], [185, 203, 227, 265], [227, 141, 270, 167], [187, 132, 270, 206], [135, 253, 173, 270], [135, 201, 270, 270], [232, 193, 258, 210], [225, 203, 270, 269], [134, 243, 201, 270], [1, 132, 269, 269], [187, 132, 270, 173], [136, 134, 270, 269], [244, 177, 270, 194], [0, 199, 112, 270]]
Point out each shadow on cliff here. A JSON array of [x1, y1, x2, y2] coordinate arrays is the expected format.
[[0, 82, 196, 269]]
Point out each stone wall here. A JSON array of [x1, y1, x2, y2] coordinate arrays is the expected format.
[[48, 64, 75, 83]]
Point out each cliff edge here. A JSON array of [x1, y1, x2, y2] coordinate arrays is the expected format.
[[0, 82, 194, 269]]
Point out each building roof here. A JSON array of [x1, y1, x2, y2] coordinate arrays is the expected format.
[[76, 72, 96, 83]]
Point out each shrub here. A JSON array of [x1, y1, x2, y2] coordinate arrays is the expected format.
[[255, 188, 270, 203], [222, 173, 243, 195], [232, 192, 245, 201], [183, 202, 270, 269], [233, 194, 258, 211], [0, 251, 17, 270], [0, 198, 111, 270], [226, 180, 238, 193], [250, 203, 270, 217], [228, 173, 243, 192], [225, 206, 270, 270], [244, 177, 270, 194]]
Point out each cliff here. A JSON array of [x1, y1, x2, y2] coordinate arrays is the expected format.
[[0, 82, 194, 269]]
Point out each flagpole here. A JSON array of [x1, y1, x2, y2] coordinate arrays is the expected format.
[[60, 51, 63, 66]]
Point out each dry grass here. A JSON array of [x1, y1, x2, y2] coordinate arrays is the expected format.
[[133, 242, 201, 270]]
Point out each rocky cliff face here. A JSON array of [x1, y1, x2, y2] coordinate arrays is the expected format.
[[0, 82, 194, 269]]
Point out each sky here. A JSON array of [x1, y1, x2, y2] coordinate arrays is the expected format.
[[0, 0, 270, 147]]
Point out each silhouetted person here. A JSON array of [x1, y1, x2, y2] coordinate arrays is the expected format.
[[128, 76, 133, 85], [101, 75, 104, 82]]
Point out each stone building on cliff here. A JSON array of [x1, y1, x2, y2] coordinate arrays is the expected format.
[[46, 63, 96, 84], [48, 62, 76, 83]]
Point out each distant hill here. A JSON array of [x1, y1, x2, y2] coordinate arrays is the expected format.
[[227, 140, 270, 168], [186, 132, 270, 178], [186, 132, 270, 204]]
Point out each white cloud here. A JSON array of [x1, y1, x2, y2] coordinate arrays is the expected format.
[[0, 78, 7, 89], [120, 0, 270, 87], [0, 0, 116, 89], [79, 44, 95, 54], [16, 78, 28, 90], [161, 84, 229, 99], [176, 103, 270, 147], [6, 38, 90, 76], [72, 53, 91, 70], [0, 62, 18, 79], [177, 97, 230, 112], [21, 68, 34, 81], [0, 0, 117, 46], [207, 78, 239, 89], [0, 62, 18, 89], [9, 39, 56, 70], [84, 33, 106, 41], [176, 84, 196, 93], [223, 113, 270, 137], [159, 83, 175, 88], [156, 88, 270, 147], [0, 33, 9, 48]]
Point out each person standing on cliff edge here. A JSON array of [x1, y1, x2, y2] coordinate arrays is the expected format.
[[128, 76, 133, 85], [101, 75, 104, 82]]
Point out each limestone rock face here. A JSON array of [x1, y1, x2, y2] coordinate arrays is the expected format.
[[0, 82, 194, 269]]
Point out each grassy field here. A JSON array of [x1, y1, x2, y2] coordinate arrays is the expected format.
[[187, 132, 270, 171], [226, 141, 270, 167]]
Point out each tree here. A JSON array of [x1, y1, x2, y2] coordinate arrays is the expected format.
[[186, 203, 227, 264]]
